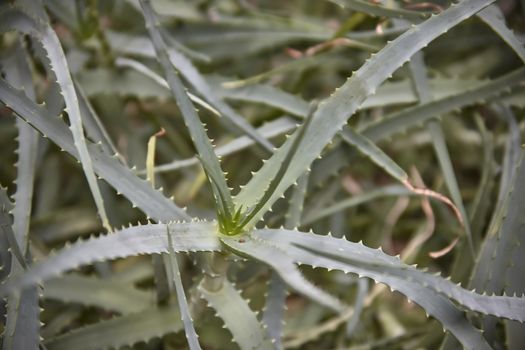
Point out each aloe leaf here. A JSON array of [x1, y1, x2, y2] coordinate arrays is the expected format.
[[222, 53, 354, 89], [441, 109, 521, 349], [235, 0, 497, 226], [346, 278, 368, 337], [151, 117, 296, 175], [329, 0, 430, 21], [209, 75, 310, 118], [302, 185, 412, 225], [165, 226, 202, 350], [286, 172, 310, 229], [504, 243, 525, 349], [360, 67, 525, 142], [109, 8, 211, 59], [262, 273, 287, 349], [238, 103, 317, 229], [1, 39, 39, 255], [0, 218, 26, 271], [43, 275, 154, 314], [0, 221, 220, 297], [75, 82, 120, 158], [139, 0, 234, 220], [0, 79, 189, 222], [494, 104, 522, 205], [106, 27, 325, 61], [262, 172, 310, 348], [360, 78, 486, 109], [77, 67, 170, 99], [78, 68, 492, 113], [344, 327, 429, 350], [468, 150, 525, 344], [115, 57, 220, 116], [0, 194, 14, 281], [478, 5, 525, 63], [222, 235, 345, 312], [44, 305, 183, 350], [0, 219, 36, 350], [466, 144, 523, 298], [0, 189, 12, 282], [468, 115, 496, 242], [256, 229, 525, 321], [215, 74, 487, 231], [137, 2, 274, 153], [2, 287, 40, 350], [198, 279, 274, 350], [231, 231, 491, 349], [339, 128, 409, 183], [1, 38, 40, 350], [0, 7, 112, 232], [0, 186, 13, 212]]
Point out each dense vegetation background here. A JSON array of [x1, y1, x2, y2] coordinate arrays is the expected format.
[[0, 0, 524, 349]]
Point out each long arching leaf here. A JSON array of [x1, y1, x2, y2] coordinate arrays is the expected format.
[[44, 305, 183, 350], [0, 79, 189, 222], [0, 221, 219, 297], [235, 0, 497, 227], [198, 280, 274, 350], [223, 231, 493, 350], [0, 6, 112, 231]]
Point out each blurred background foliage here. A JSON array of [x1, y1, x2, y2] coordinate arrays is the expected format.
[[0, 0, 524, 349]]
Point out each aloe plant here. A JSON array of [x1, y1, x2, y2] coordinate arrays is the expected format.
[[1, 0, 524, 349]]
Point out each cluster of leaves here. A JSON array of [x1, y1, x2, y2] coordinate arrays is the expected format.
[[0, 0, 524, 349]]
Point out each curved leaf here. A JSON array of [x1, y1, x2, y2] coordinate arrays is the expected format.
[[1, 37, 40, 350], [0, 221, 220, 297], [478, 5, 525, 63], [165, 226, 202, 350], [222, 235, 346, 312], [43, 275, 154, 314], [0, 79, 189, 222], [140, 0, 233, 222], [302, 185, 412, 225], [360, 67, 525, 142], [198, 280, 274, 350], [137, 2, 274, 152], [254, 229, 525, 322], [44, 305, 183, 350], [0, 7, 111, 231], [227, 231, 492, 350], [235, 0, 497, 227]]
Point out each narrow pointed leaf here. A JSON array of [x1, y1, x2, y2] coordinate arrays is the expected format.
[[44, 305, 183, 350], [478, 5, 525, 63], [0, 221, 219, 297], [165, 226, 202, 350], [139, 0, 233, 219], [198, 280, 274, 350], [0, 7, 111, 231], [43, 275, 154, 314], [229, 231, 492, 350], [253, 229, 525, 322], [1, 38, 40, 350], [360, 67, 525, 142], [0, 79, 189, 222], [222, 235, 346, 312], [236, 0, 497, 225], [138, 1, 274, 152]]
